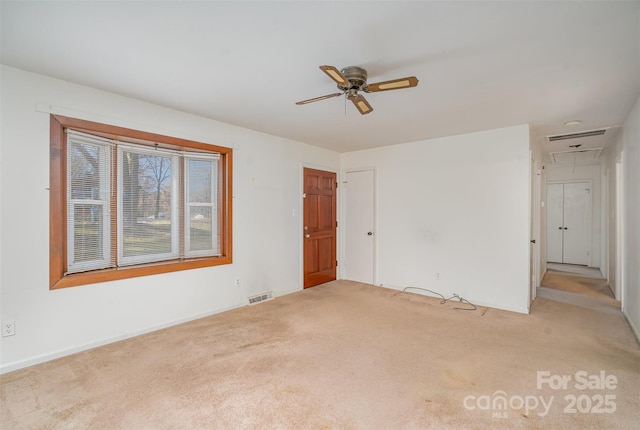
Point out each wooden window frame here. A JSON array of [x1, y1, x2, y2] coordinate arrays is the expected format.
[[50, 115, 233, 289]]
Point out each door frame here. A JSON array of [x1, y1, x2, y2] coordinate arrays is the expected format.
[[529, 156, 542, 305], [615, 155, 624, 303], [546, 179, 593, 266], [299, 163, 339, 289], [341, 167, 378, 285]]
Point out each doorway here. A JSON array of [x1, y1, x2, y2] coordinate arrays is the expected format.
[[344, 169, 375, 284], [303, 168, 337, 288], [546, 182, 591, 265]]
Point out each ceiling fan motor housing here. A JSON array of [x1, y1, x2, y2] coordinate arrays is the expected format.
[[340, 66, 368, 91]]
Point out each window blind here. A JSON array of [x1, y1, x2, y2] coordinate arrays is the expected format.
[[64, 129, 221, 273], [117, 146, 179, 266], [185, 156, 219, 257], [66, 130, 114, 274]]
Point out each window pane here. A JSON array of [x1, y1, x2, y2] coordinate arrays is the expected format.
[[52, 119, 232, 289], [67, 137, 111, 274], [188, 159, 212, 203], [72, 204, 104, 262], [121, 150, 175, 261], [189, 207, 212, 251], [186, 157, 219, 256], [70, 144, 100, 199]]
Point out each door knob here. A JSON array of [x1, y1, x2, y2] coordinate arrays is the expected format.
[[531, 239, 536, 244], [558, 227, 562, 230], [367, 231, 373, 236], [564, 227, 568, 230], [304, 226, 308, 231], [304, 234, 310, 239]]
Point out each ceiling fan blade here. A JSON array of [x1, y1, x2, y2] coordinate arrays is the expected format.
[[295, 92, 343, 105], [349, 94, 373, 115], [365, 76, 419, 92], [319, 65, 350, 87]]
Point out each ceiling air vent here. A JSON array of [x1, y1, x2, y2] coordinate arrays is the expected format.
[[549, 148, 603, 164], [546, 127, 609, 142]]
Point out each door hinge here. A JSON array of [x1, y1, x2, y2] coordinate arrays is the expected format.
[[336, 260, 338, 267], [336, 182, 338, 189], [336, 221, 338, 228]]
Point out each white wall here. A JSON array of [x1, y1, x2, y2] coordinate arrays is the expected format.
[[530, 133, 546, 293], [0, 66, 339, 372], [545, 164, 602, 268], [604, 95, 640, 341], [604, 131, 623, 297], [621, 97, 640, 339], [341, 125, 531, 313]]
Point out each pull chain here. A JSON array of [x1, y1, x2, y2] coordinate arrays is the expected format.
[[344, 93, 347, 117]]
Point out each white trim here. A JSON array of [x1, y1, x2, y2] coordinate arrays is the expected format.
[[622, 310, 640, 343], [382, 283, 529, 314], [0, 301, 245, 375], [615, 154, 624, 303]]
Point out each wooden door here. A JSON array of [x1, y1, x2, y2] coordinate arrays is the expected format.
[[303, 168, 337, 288], [345, 169, 375, 284]]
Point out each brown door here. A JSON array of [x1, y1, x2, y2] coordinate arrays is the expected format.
[[303, 168, 337, 288]]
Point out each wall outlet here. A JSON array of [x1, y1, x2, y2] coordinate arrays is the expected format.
[[435, 272, 442, 281], [234, 278, 241, 287], [2, 320, 15, 337]]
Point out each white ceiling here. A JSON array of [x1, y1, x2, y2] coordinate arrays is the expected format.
[[1, 1, 639, 161]]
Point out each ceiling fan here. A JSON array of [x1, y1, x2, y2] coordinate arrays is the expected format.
[[295, 65, 419, 115]]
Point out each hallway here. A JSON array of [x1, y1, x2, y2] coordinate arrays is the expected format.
[[537, 263, 628, 327], [542, 263, 614, 300]]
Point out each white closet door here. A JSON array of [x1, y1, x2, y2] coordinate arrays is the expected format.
[[546, 183, 564, 263], [562, 182, 590, 265], [344, 170, 375, 284], [546, 182, 591, 265]]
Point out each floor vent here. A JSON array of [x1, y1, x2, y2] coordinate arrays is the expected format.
[[247, 291, 274, 305], [546, 127, 609, 142]]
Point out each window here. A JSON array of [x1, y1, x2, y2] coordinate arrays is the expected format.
[[50, 115, 232, 289]]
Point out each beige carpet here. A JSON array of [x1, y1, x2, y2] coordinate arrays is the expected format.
[[541, 268, 614, 299], [1, 279, 639, 429]]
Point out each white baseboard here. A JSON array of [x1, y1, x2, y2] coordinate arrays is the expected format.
[[622, 310, 640, 344], [380, 283, 529, 314], [0, 302, 244, 375]]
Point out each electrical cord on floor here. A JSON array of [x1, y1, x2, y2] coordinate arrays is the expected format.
[[403, 287, 478, 311], [448, 293, 477, 311]]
